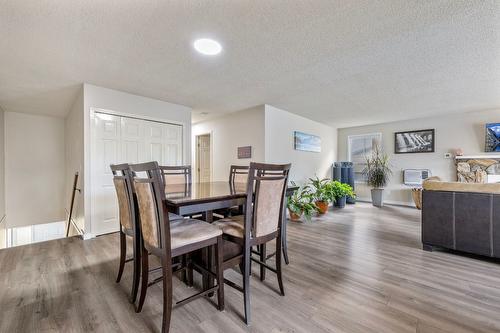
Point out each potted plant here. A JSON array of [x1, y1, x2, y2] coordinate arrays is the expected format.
[[330, 181, 355, 208], [287, 186, 318, 222], [363, 145, 392, 207], [308, 176, 334, 214]]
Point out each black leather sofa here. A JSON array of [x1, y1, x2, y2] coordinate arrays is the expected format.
[[422, 179, 500, 258]]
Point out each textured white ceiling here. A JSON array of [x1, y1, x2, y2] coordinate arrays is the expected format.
[[0, 1, 499, 127]]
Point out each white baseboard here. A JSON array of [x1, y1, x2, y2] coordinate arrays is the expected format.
[[83, 233, 95, 240]]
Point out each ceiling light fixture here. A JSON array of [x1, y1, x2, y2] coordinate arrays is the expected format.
[[193, 38, 222, 55]]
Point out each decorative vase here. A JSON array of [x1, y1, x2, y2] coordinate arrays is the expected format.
[[371, 188, 384, 207], [335, 196, 347, 208], [315, 201, 329, 214], [288, 209, 303, 221]]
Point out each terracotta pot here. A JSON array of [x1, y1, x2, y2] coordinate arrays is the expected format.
[[315, 201, 329, 214], [288, 209, 303, 222]]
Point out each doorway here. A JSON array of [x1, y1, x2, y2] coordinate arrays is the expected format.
[[196, 134, 211, 183]]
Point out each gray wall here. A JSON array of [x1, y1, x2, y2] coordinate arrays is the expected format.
[[338, 109, 500, 206]]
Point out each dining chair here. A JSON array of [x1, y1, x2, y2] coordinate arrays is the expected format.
[[160, 165, 191, 195], [213, 162, 291, 325], [111, 164, 141, 304], [111, 164, 185, 304], [214, 165, 250, 219], [131, 161, 225, 333]]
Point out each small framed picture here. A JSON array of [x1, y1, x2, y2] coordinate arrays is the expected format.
[[294, 131, 321, 153], [394, 129, 435, 154], [237, 146, 252, 159]]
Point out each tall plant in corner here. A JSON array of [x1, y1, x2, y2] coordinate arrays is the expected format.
[[363, 144, 392, 207]]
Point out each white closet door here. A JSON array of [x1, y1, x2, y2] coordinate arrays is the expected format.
[[121, 117, 146, 164], [92, 113, 122, 236], [91, 112, 183, 236], [165, 125, 183, 165], [144, 122, 182, 165]]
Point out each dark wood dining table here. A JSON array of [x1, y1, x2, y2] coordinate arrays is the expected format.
[[164, 181, 298, 264]]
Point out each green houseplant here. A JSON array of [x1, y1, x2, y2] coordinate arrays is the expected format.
[[287, 186, 318, 222], [363, 145, 392, 207], [330, 181, 355, 208], [308, 176, 334, 214]]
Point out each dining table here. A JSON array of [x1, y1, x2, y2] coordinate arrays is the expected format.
[[164, 181, 298, 265]]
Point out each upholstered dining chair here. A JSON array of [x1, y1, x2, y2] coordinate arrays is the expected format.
[[131, 161, 225, 333], [111, 164, 185, 305], [214, 165, 250, 219], [160, 165, 191, 195], [111, 164, 141, 304], [213, 162, 291, 325]]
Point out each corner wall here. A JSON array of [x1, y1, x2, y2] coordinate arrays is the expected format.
[[0, 108, 5, 248], [4, 112, 66, 227], [0, 107, 5, 221], [264, 105, 337, 183], [65, 88, 84, 234], [337, 109, 500, 206], [192, 106, 266, 181]]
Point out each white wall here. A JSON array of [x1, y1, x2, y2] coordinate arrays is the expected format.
[[65, 89, 84, 234], [0, 107, 5, 220], [83, 84, 192, 236], [4, 112, 66, 227], [337, 109, 500, 206], [0, 107, 5, 248], [192, 106, 265, 181], [265, 105, 337, 183]]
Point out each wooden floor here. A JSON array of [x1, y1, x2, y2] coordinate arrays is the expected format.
[[2, 203, 500, 332]]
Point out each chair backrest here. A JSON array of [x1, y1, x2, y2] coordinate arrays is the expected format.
[[110, 164, 135, 232], [160, 165, 191, 194], [131, 162, 171, 255], [229, 165, 249, 193], [244, 162, 291, 239]]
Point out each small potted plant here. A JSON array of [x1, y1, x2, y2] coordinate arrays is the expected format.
[[308, 176, 334, 214], [329, 181, 355, 208], [363, 145, 392, 207], [287, 186, 318, 222]]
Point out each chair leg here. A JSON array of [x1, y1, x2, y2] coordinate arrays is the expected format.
[[282, 198, 290, 265], [161, 256, 173, 333], [215, 236, 225, 311], [276, 237, 285, 296], [186, 254, 194, 287], [259, 244, 266, 281], [116, 231, 126, 283], [136, 248, 149, 313], [243, 245, 251, 325], [130, 234, 141, 303]]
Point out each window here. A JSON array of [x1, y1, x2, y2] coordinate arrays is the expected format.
[[348, 133, 382, 183]]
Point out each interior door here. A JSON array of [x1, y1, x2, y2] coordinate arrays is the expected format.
[[197, 134, 211, 183], [91, 112, 183, 236]]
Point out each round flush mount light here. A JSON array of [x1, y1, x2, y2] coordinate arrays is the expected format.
[[193, 38, 222, 55]]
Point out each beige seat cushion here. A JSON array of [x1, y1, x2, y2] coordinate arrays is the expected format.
[[423, 179, 500, 194], [213, 215, 245, 238], [170, 219, 222, 249]]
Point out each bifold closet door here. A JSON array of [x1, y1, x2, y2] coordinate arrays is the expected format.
[[91, 112, 183, 236]]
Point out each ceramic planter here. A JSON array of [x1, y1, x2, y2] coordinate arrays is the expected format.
[[335, 196, 347, 208], [288, 209, 303, 221], [315, 201, 329, 214], [371, 188, 384, 207]]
